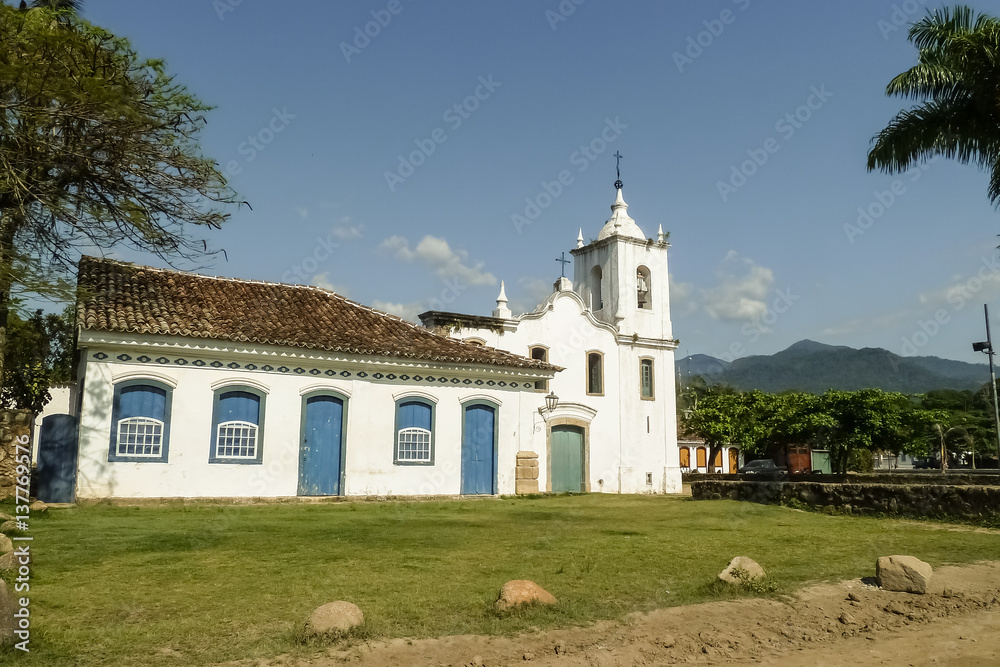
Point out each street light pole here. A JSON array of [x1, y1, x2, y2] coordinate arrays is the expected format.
[[973, 304, 1000, 472]]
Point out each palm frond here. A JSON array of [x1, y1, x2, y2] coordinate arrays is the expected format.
[[909, 6, 978, 51], [886, 55, 966, 101], [30, 0, 82, 11], [868, 97, 998, 172]]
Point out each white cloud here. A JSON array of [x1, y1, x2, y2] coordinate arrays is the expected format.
[[372, 299, 424, 323], [700, 252, 774, 322], [668, 274, 697, 317], [310, 272, 350, 296], [507, 276, 555, 315], [822, 260, 1000, 339], [916, 270, 1000, 311], [379, 234, 496, 286], [331, 217, 363, 240], [294, 206, 309, 219]]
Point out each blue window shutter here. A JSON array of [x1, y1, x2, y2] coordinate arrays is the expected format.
[[119, 385, 166, 420], [218, 391, 260, 425], [398, 401, 431, 430]]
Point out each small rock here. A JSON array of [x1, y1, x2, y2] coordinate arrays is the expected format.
[[28, 502, 46, 513], [471, 656, 484, 667], [523, 652, 534, 661], [883, 602, 906, 615], [495, 580, 557, 612], [718, 556, 765, 584], [554, 642, 565, 654], [0, 521, 22, 534], [847, 592, 860, 602], [660, 634, 676, 648], [876, 555, 933, 595], [302, 601, 364, 638], [0, 513, 13, 522], [0, 535, 11, 555], [838, 612, 857, 625]]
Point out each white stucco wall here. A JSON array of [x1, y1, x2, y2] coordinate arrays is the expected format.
[[75, 333, 547, 499]]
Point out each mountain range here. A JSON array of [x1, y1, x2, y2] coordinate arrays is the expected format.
[[678, 340, 992, 394]]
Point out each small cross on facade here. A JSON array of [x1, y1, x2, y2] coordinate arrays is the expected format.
[[555, 251, 571, 278]]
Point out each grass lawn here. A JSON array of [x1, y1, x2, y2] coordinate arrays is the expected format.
[[4, 494, 1000, 666]]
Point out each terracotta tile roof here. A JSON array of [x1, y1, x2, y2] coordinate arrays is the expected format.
[[76, 256, 559, 372]]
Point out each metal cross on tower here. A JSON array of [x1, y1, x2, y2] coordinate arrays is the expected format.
[[614, 151, 623, 189], [555, 251, 571, 278]]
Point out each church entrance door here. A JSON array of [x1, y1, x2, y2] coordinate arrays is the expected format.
[[298, 394, 344, 496], [551, 425, 584, 493], [461, 403, 496, 495]]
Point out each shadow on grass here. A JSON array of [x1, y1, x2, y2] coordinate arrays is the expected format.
[[293, 622, 375, 647]]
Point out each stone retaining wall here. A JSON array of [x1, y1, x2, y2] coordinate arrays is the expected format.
[[685, 472, 1000, 487], [0, 410, 32, 499], [691, 480, 1000, 518]]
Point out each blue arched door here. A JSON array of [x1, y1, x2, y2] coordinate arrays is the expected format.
[[298, 394, 345, 496], [461, 403, 496, 495]]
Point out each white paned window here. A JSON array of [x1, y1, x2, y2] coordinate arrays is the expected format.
[[397, 427, 431, 462], [116, 417, 164, 457], [216, 421, 258, 459]]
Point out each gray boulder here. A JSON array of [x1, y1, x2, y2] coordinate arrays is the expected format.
[[876, 555, 932, 594], [303, 601, 363, 638], [718, 556, 765, 584]]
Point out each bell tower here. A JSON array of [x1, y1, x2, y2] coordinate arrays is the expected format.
[[570, 173, 672, 341]]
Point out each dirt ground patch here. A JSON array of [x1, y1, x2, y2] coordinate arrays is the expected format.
[[227, 560, 1000, 667]]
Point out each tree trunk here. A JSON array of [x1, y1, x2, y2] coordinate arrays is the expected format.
[[0, 209, 21, 392], [707, 444, 722, 473]]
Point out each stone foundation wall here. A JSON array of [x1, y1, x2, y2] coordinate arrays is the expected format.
[[691, 480, 1000, 518], [0, 410, 32, 499]]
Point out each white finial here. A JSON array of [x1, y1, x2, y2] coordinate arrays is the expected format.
[[658, 224, 665, 243], [577, 228, 584, 249], [493, 280, 511, 319]]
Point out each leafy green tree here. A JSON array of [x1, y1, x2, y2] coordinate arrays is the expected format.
[[918, 389, 995, 461], [1, 305, 73, 412], [755, 392, 836, 455], [682, 387, 763, 472], [0, 3, 239, 383], [867, 6, 1000, 206], [817, 389, 912, 473]]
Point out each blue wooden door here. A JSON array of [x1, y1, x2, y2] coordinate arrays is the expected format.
[[461, 404, 496, 495], [37, 414, 78, 503], [298, 395, 344, 496], [551, 425, 584, 493]]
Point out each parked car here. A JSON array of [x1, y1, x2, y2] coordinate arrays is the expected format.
[[737, 459, 787, 474]]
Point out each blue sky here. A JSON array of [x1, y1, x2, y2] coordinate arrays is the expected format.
[[70, 1, 1000, 365]]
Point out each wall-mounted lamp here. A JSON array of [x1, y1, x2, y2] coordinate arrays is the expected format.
[[538, 391, 559, 423]]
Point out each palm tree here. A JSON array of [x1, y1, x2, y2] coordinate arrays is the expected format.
[[867, 6, 1000, 205], [29, 0, 81, 10]]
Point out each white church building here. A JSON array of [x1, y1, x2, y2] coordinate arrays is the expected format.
[[69, 180, 682, 499]]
